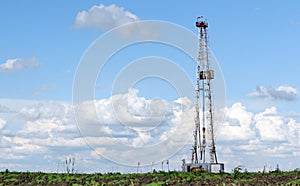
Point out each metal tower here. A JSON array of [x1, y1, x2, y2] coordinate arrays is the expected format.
[[193, 16, 217, 164], [182, 16, 224, 172]]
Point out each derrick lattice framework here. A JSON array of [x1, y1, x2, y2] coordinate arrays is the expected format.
[[192, 16, 218, 165]]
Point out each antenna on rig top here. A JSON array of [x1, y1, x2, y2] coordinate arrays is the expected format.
[[182, 16, 224, 173]]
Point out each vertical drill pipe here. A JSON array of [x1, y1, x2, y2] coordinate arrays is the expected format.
[[200, 27, 207, 163]]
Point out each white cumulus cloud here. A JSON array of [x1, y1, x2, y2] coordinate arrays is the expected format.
[[219, 102, 300, 143], [254, 106, 300, 142], [74, 4, 139, 30], [73, 88, 195, 165], [249, 85, 298, 101], [219, 102, 255, 141], [74, 4, 156, 38], [75, 88, 193, 144], [0, 57, 40, 72], [217, 102, 300, 171]]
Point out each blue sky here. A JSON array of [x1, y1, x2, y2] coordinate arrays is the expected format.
[[0, 1, 300, 173], [1, 1, 300, 103]]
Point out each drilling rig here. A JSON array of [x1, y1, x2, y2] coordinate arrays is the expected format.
[[182, 16, 224, 173]]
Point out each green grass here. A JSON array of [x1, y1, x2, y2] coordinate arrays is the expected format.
[[145, 181, 165, 186], [0, 170, 299, 185], [287, 179, 300, 185]]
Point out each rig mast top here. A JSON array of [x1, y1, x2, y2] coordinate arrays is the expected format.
[[196, 16, 208, 28]]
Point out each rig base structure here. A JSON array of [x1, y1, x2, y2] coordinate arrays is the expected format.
[[182, 161, 224, 173]]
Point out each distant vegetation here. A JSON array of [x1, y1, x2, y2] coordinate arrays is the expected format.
[[0, 168, 300, 185]]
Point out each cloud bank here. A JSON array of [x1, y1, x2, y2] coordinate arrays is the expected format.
[[249, 85, 298, 101], [0, 89, 194, 171], [0, 57, 40, 72], [0, 90, 299, 172]]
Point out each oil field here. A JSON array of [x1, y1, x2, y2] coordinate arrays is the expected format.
[[1, 15, 300, 184], [1, 1, 300, 185]]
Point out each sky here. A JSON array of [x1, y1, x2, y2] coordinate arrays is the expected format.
[[0, 0, 300, 173]]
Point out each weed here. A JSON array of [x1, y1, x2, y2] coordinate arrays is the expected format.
[[232, 166, 242, 179]]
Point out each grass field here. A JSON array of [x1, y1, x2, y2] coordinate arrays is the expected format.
[[1, 169, 300, 185]]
